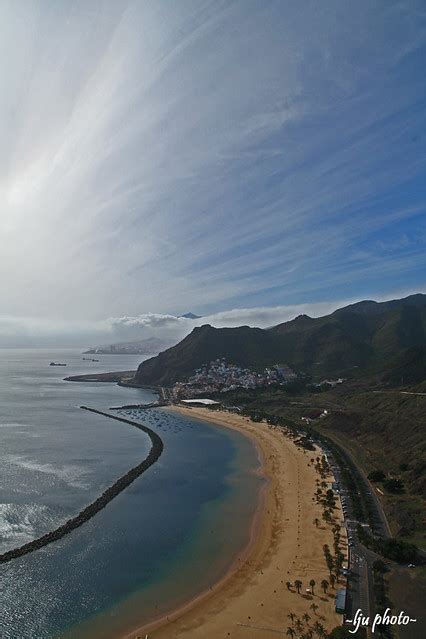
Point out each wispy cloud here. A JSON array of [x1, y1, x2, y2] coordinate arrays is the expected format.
[[0, 0, 425, 333]]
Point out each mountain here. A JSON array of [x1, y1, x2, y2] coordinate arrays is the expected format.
[[382, 346, 426, 386], [269, 295, 426, 373], [179, 312, 201, 319], [134, 294, 426, 386], [134, 325, 279, 385]]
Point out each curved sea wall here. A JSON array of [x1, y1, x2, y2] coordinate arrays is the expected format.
[[0, 407, 164, 565]]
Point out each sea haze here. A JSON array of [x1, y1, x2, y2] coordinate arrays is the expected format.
[[0, 349, 262, 639]]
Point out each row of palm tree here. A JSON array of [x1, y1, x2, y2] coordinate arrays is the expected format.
[[285, 441, 334, 638], [323, 544, 339, 585], [286, 617, 327, 638], [287, 577, 322, 595], [311, 455, 330, 481]]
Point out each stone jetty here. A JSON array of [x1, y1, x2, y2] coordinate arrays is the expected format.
[[0, 407, 164, 565]]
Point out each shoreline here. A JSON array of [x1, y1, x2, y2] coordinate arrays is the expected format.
[[64, 370, 136, 383], [64, 371, 162, 394], [119, 406, 346, 639], [118, 405, 270, 639]]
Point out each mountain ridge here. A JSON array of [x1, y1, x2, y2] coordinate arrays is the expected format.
[[134, 294, 426, 386]]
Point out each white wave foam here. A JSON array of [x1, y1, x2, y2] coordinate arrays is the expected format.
[[5, 455, 90, 489], [0, 422, 30, 428], [0, 503, 53, 549]]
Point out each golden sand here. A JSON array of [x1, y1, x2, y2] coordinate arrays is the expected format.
[[123, 406, 347, 639]]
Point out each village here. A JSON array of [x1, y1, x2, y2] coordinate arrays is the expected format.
[[171, 358, 298, 399]]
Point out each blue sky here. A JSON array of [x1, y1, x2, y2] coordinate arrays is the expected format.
[[0, 0, 425, 345]]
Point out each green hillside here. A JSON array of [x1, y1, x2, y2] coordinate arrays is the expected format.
[[212, 382, 426, 547], [382, 346, 426, 386], [317, 390, 426, 547], [134, 325, 281, 386], [134, 294, 426, 386]]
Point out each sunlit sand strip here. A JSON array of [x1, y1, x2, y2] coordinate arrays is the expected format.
[[123, 406, 347, 639]]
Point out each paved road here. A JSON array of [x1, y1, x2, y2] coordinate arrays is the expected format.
[[373, 390, 426, 397], [323, 432, 392, 538], [322, 443, 392, 638], [328, 461, 373, 622], [345, 548, 370, 627]]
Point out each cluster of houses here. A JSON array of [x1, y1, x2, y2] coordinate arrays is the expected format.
[[171, 358, 297, 399]]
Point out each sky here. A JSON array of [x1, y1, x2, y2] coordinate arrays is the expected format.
[[0, 0, 425, 347]]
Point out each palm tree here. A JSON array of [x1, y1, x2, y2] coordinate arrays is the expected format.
[[310, 602, 319, 615], [294, 579, 303, 594], [313, 621, 326, 638], [295, 619, 303, 633], [330, 574, 336, 588], [321, 579, 329, 594], [336, 551, 344, 569], [286, 581, 292, 590], [288, 612, 296, 624], [322, 511, 331, 523], [314, 517, 320, 528], [302, 612, 311, 623], [309, 579, 316, 594], [286, 627, 295, 638]]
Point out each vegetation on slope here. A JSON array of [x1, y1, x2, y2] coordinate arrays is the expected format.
[[213, 381, 426, 548], [135, 294, 426, 386]]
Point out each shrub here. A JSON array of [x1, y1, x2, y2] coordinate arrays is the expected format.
[[383, 478, 405, 494], [368, 470, 386, 482]]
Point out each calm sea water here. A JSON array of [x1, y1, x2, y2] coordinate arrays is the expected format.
[[0, 349, 262, 638]]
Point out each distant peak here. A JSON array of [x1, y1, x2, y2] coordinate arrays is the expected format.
[[179, 312, 201, 319]]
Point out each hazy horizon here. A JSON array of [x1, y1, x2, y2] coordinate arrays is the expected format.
[[0, 289, 424, 349]]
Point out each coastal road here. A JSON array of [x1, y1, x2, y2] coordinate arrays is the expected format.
[[326, 457, 374, 626], [321, 432, 392, 538], [322, 441, 391, 638], [345, 543, 379, 639], [373, 390, 426, 397]]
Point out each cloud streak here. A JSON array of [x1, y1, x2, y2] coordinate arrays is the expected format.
[[0, 1, 425, 335]]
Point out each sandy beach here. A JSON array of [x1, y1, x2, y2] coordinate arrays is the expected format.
[[122, 406, 347, 639]]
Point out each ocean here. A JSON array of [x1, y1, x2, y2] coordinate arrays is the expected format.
[[0, 349, 262, 638]]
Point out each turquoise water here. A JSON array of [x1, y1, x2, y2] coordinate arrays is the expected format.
[[0, 349, 262, 638]]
